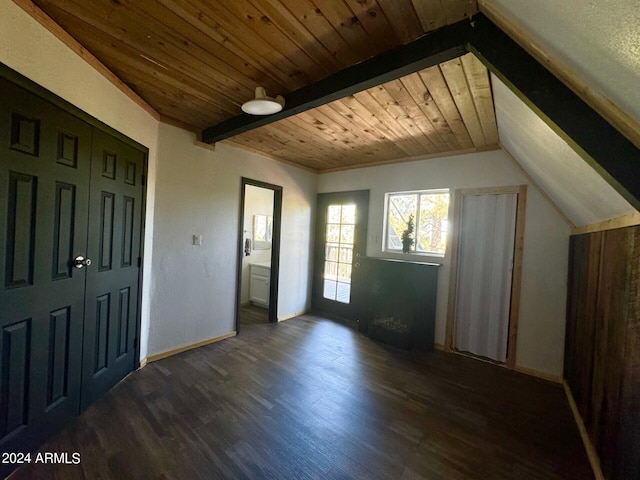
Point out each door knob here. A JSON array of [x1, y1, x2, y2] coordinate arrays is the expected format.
[[73, 255, 92, 269]]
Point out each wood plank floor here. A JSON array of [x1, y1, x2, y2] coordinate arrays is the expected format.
[[240, 304, 269, 325], [10, 314, 592, 480]]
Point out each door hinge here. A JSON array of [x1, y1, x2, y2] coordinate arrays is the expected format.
[[137, 257, 142, 268], [141, 174, 146, 186]]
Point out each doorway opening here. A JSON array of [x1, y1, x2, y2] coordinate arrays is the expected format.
[[236, 178, 283, 331]]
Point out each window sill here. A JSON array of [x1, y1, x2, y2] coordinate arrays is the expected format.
[[381, 250, 446, 264]]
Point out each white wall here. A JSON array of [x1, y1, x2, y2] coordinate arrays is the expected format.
[[319, 150, 571, 377], [241, 185, 274, 303], [148, 124, 316, 356], [0, 1, 160, 360]]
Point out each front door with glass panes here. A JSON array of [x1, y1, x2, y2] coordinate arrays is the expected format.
[[312, 190, 369, 321]]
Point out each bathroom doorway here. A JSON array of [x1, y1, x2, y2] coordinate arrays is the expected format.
[[236, 178, 283, 331]]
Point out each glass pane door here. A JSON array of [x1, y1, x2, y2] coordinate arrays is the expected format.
[[323, 204, 356, 304], [311, 190, 369, 321], [312, 190, 369, 322]]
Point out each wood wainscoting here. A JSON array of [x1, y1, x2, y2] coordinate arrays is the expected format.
[[565, 226, 640, 479]]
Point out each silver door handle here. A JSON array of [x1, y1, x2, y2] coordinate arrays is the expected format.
[[73, 255, 92, 269]]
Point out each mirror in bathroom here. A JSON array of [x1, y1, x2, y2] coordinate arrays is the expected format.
[[253, 214, 273, 250]]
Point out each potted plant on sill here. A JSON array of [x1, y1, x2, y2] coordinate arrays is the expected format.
[[401, 214, 415, 253]]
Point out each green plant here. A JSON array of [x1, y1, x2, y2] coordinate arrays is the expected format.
[[401, 214, 414, 253]]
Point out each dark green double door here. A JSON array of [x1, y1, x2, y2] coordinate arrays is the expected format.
[[0, 77, 144, 460]]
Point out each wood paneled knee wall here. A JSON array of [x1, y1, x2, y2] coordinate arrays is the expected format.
[[565, 226, 640, 479]]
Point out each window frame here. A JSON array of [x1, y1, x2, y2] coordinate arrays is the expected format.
[[383, 188, 450, 257]]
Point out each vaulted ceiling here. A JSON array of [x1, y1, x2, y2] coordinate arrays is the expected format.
[[30, 0, 497, 171]]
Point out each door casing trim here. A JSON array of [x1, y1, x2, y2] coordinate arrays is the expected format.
[[445, 185, 527, 369], [235, 178, 283, 331], [311, 190, 370, 323]]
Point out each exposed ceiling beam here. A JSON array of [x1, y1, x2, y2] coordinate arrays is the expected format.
[[469, 13, 640, 211], [201, 20, 472, 144], [201, 11, 640, 210]]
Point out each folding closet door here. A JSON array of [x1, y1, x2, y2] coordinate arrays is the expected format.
[[453, 192, 518, 362]]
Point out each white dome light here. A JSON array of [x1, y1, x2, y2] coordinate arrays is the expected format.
[[241, 87, 285, 115]]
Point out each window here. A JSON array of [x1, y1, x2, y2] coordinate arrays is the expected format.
[[323, 204, 356, 303], [384, 189, 450, 255]]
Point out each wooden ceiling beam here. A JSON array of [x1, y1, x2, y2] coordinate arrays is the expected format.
[[201, 18, 472, 144], [200, 8, 640, 198]]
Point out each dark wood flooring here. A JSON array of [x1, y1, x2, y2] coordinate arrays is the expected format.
[[10, 314, 592, 480], [239, 303, 269, 325]]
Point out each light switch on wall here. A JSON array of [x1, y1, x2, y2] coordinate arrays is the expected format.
[[193, 234, 202, 246]]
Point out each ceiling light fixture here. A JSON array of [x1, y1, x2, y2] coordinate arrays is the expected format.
[[241, 87, 285, 115]]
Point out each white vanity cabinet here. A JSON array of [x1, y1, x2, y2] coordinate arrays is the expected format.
[[250, 263, 270, 307]]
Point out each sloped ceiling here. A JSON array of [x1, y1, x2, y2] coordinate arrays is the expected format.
[[480, 0, 640, 150], [481, 0, 640, 226], [492, 74, 635, 227]]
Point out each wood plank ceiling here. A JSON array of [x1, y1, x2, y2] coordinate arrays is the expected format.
[[30, 0, 498, 172]]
